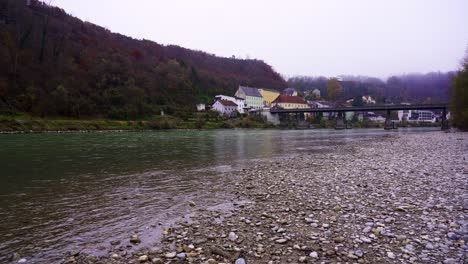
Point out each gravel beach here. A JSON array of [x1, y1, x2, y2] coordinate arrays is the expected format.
[[65, 131, 467, 264]]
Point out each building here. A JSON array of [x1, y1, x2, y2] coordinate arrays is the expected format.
[[312, 89, 321, 98], [398, 110, 436, 123], [258, 88, 280, 107], [282, 88, 298, 96], [366, 112, 386, 122], [212, 100, 238, 116], [271, 95, 309, 109], [235, 86, 264, 110], [362, 95, 376, 104], [196, 104, 206, 111], [215, 95, 246, 113]]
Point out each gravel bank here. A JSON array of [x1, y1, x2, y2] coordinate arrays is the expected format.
[[64, 131, 467, 264]]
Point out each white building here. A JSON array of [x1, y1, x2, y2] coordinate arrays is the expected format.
[[366, 112, 386, 123], [362, 95, 376, 104], [215, 95, 246, 114], [212, 100, 238, 116], [398, 110, 436, 123]]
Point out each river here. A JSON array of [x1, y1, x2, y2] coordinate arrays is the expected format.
[[0, 128, 438, 263]]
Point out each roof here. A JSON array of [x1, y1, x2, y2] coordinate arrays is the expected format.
[[239, 86, 262, 97], [259, 88, 280, 93], [273, 95, 308, 104], [218, 100, 238, 107]]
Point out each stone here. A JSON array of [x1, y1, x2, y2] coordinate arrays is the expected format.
[[110, 240, 120, 246], [275, 238, 288, 244], [425, 243, 434, 250], [229, 232, 238, 242], [139, 255, 149, 262], [309, 251, 318, 258], [355, 250, 364, 257], [206, 259, 218, 264], [235, 258, 246, 264], [176, 252, 186, 260], [18, 259, 27, 264], [152, 258, 164, 264], [165, 252, 177, 258], [130, 235, 141, 244], [447, 232, 459, 240], [387, 252, 396, 259], [334, 237, 345, 243], [299, 256, 307, 262], [111, 253, 119, 259]]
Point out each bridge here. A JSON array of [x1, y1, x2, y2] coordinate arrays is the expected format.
[[268, 104, 449, 130]]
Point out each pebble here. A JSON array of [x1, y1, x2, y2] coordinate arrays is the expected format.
[[235, 258, 246, 264], [165, 252, 176, 258], [387, 252, 396, 259], [309, 251, 318, 258], [139, 255, 148, 262], [130, 235, 141, 244]]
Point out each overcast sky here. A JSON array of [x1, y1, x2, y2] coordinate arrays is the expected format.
[[54, 0, 468, 78]]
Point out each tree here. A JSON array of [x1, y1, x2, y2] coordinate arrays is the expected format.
[[327, 78, 341, 101], [451, 54, 468, 130]]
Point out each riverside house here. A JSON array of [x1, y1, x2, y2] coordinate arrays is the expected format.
[[258, 88, 280, 107], [271, 95, 309, 109], [212, 100, 238, 116], [235, 86, 264, 110], [215, 95, 246, 114]]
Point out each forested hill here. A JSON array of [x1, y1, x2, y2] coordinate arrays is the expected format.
[[289, 72, 455, 104], [0, 0, 286, 118]]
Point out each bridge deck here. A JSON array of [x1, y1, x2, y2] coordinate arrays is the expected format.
[[270, 104, 448, 114]]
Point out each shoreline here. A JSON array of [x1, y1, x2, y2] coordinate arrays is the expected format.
[[54, 131, 468, 264]]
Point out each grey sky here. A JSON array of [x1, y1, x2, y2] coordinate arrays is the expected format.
[[54, 0, 468, 78]]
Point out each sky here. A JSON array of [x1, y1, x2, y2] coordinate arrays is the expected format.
[[53, 0, 468, 79]]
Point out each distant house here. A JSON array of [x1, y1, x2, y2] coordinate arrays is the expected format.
[[362, 95, 376, 104], [235, 86, 264, 110], [271, 95, 309, 109], [366, 112, 386, 122], [196, 104, 206, 111], [308, 100, 336, 118], [215, 95, 246, 113], [398, 110, 436, 123], [312, 89, 321, 98], [212, 100, 238, 116], [258, 88, 280, 107], [282, 88, 298, 96]]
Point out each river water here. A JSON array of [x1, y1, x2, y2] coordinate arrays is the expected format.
[[0, 128, 438, 263]]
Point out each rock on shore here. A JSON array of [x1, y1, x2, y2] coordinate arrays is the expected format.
[[70, 132, 467, 263]]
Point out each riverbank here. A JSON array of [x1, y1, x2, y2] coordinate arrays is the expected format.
[[0, 114, 274, 133], [54, 131, 467, 264]]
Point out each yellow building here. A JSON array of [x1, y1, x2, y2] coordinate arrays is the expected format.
[[258, 88, 280, 107], [271, 95, 309, 109]]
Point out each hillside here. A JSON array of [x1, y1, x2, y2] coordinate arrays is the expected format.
[[288, 72, 454, 104], [0, 0, 286, 119]]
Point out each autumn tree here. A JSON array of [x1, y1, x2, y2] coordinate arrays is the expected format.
[[451, 54, 468, 130], [327, 78, 342, 101]]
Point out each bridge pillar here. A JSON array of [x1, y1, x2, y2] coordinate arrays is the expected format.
[[384, 110, 394, 130], [441, 108, 449, 130], [335, 111, 345, 130]]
